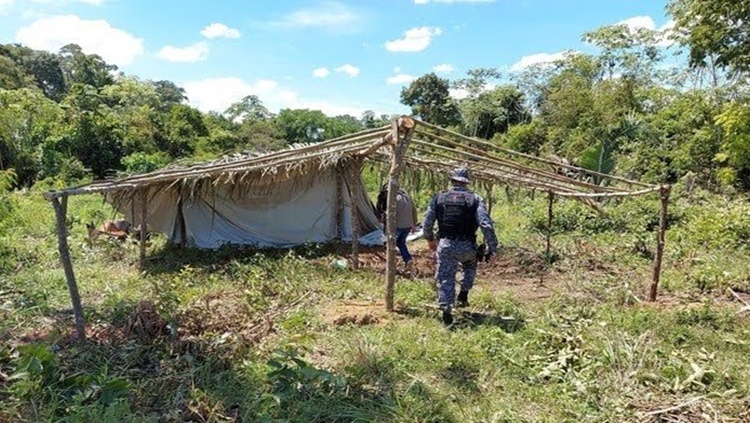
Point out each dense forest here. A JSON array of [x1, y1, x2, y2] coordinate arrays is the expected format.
[[1, 0, 748, 194]]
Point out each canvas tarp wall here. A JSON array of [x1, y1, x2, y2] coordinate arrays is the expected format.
[[110, 167, 382, 249]]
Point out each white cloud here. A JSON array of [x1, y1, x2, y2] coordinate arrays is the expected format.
[[335, 64, 360, 77], [616, 15, 675, 47], [182, 76, 373, 117], [15, 14, 143, 66], [656, 20, 676, 47], [313, 67, 330, 78], [385, 26, 442, 52], [183, 77, 281, 113], [269, 1, 363, 32], [0, 0, 14, 14], [157, 42, 209, 63], [201, 22, 240, 39], [510, 51, 568, 72], [433, 63, 454, 74], [415, 0, 495, 3], [617, 15, 656, 32], [449, 88, 470, 99], [387, 73, 415, 85]]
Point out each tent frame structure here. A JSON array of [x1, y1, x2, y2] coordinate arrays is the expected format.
[[44, 116, 670, 340]]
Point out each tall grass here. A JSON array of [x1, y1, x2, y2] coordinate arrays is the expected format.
[[1, 181, 749, 422]]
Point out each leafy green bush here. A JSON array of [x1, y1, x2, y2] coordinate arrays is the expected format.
[[121, 151, 171, 174], [672, 196, 750, 250]]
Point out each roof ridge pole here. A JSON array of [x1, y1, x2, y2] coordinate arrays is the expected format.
[[649, 184, 671, 301], [48, 194, 86, 341], [385, 116, 416, 312]]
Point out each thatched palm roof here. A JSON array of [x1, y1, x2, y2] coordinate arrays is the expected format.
[[44, 117, 658, 202]]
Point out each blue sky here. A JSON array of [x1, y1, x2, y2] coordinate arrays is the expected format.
[[0, 0, 675, 117]]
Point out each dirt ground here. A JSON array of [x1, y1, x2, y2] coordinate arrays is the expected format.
[[317, 243, 564, 326], [318, 242, 750, 327], [327, 243, 557, 298]]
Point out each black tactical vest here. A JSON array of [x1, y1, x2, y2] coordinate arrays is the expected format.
[[436, 190, 478, 241]]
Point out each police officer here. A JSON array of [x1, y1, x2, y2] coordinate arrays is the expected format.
[[422, 167, 499, 325]]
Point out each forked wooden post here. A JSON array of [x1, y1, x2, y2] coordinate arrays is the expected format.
[[48, 194, 86, 341], [649, 184, 671, 301], [385, 116, 416, 312], [546, 191, 554, 258], [139, 189, 148, 271]]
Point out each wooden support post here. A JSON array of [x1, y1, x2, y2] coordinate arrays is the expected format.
[[546, 191, 554, 258], [139, 189, 148, 271], [50, 195, 86, 341], [336, 166, 344, 239], [485, 183, 493, 216], [177, 184, 187, 248], [346, 161, 365, 269], [649, 185, 671, 301], [385, 116, 416, 312]]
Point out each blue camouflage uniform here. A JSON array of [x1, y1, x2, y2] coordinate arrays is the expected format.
[[423, 185, 499, 310]]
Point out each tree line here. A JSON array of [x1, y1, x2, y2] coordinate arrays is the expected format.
[[0, 42, 392, 188], [1, 0, 748, 192]]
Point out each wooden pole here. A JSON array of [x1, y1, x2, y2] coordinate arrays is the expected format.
[[348, 161, 363, 270], [485, 183, 493, 216], [385, 116, 416, 312], [50, 195, 86, 341], [177, 184, 187, 248], [336, 166, 344, 239], [546, 191, 554, 258], [649, 185, 671, 301], [139, 189, 148, 271]]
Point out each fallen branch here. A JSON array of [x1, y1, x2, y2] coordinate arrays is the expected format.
[[729, 288, 749, 307], [644, 396, 704, 417]]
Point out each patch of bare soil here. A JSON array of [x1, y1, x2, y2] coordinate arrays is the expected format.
[[321, 301, 400, 326], [325, 243, 563, 302]]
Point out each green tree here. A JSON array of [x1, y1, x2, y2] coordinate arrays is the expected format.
[[151, 80, 186, 109], [274, 109, 328, 144], [59, 44, 116, 89], [400, 73, 460, 127], [715, 101, 750, 187], [360, 110, 389, 128], [0, 44, 67, 100], [669, 0, 750, 74], [158, 104, 208, 157], [224, 95, 273, 123], [459, 84, 531, 139], [0, 88, 62, 186], [0, 56, 35, 91]]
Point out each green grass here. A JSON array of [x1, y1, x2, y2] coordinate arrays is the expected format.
[[1, 184, 750, 422]]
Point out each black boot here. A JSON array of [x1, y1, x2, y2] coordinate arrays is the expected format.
[[457, 290, 469, 308], [442, 307, 453, 326]]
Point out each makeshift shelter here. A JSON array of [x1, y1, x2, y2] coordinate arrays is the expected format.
[[45, 116, 670, 340]]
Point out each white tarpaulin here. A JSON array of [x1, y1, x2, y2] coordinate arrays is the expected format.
[[114, 168, 382, 249]]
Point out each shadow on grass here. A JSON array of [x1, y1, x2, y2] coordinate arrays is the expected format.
[[142, 241, 384, 276], [394, 306, 525, 333], [452, 310, 526, 332], [5, 296, 458, 422]]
